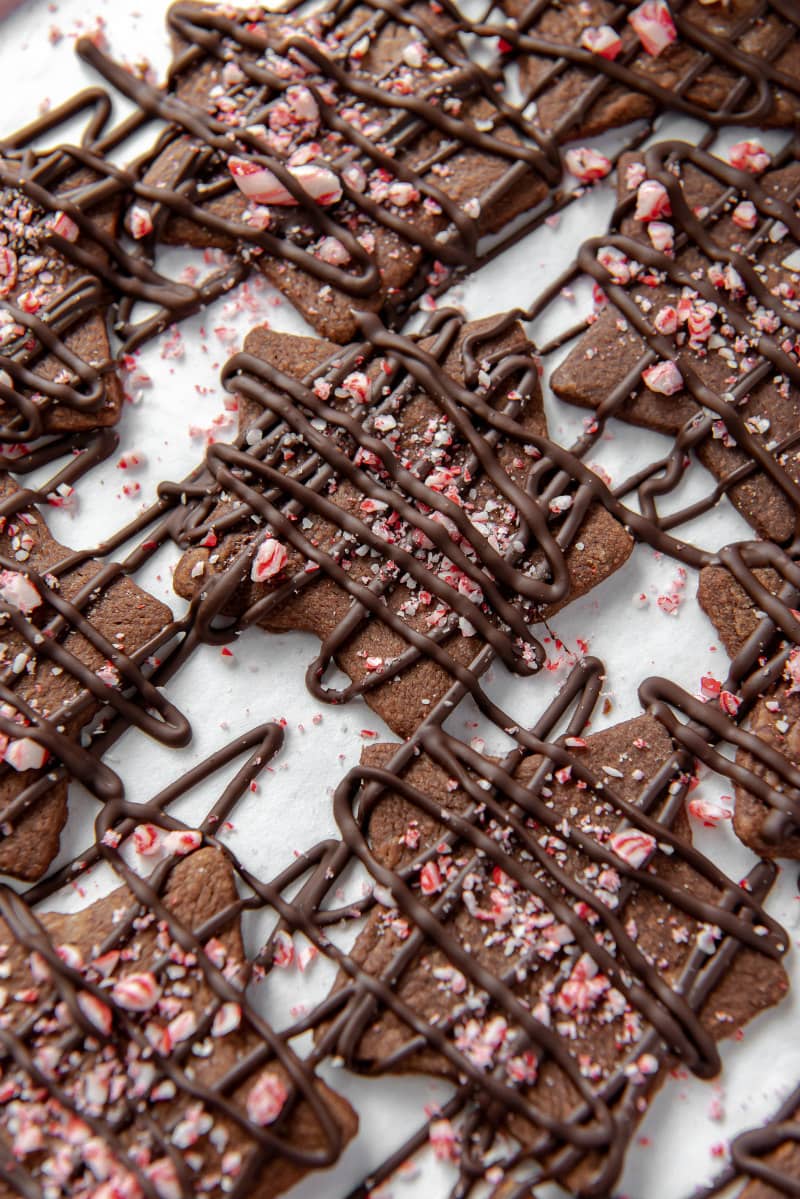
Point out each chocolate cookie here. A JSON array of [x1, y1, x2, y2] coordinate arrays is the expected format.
[[0, 476, 186, 880], [0, 97, 124, 446], [172, 312, 633, 738], [78, 0, 555, 344], [0, 834, 357, 1198], [697, 549, 800, 858], [499, 0, 800, 135], [321, 704, 787, 1195], [3, 84, 251, 357], [551, 139, 800, 545]]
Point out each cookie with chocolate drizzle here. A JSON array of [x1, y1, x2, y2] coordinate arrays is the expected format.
[[77, 0, 556, 344], [0, 828, 358, 1199], [696, 550, 800, 859], [171, 311, 633, 739], [320, 702, 788, 1196], [551, 138, 800, 545], [0, 96, 125, 447], [0, 475, 187, 881], [497, 0, 800, 136]]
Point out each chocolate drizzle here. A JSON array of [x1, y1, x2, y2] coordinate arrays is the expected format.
[[491, 0, 800, 131]]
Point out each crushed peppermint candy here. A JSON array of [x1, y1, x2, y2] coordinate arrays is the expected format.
[[728, 140, 771, 174], [687, 796, 733, 827], [564, 147, 612, 183], [608, 828, 657, 869], [0, 569, 41, 614], [251, 537, 289, 582], [580, 25, 623, 59], [228, 156, 342, 207], [634, 179, 672, 222], [110, 972, 162, 1012], [246, 1071, 288, 1125], [628, 0, 677, 57], [642, 361, 683, 395]]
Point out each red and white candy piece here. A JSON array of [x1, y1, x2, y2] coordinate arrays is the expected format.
[[297, 943, 318, 973], [609, 827, 656, 869], [386, 181, 419, 207], [285, 84, 319, 126], [402, 39, 427, 68], [0, 248, 18, 297], [18, 291, 40, 314], [556, 953, 610, 1015], [628, 0, 677, 57], [429, 1118, 458, 1162], [728, 140, 771, 174], [212, 1001, 242, 1037], [251, 536, 288, 583], [707, 262, 745, 296], [171, 1104, 213, 1147], [420, 860, 443, 894], [625, 161, 647, 191], [48, 211, 80, 242], [272, 929, 294, 969], [597, 245, 633, 285], [83, 1136, 116, 1178], [719, 690, 742, 717], [145, 1158, 182, 1199], [343, 371, 370, 403], [634, 179, 671, 222], [0, 569, 41, 614], [687, 796, 733, 827], [110, 971, 161, 1012], [4, 737, 48, 773], [731, 200, 758, 230], [77, 991, 113, 1036], [785, 646, 800, 694], [580, 25, 622, 60], [342, 162, 367, 193], [564, 147, 612, 183], [647, 220, 674, 253], [653, 305, 678, 334], [167, 1009, 197, 1045], [91, 950, 120, 979], [133, 823, 162, 856], [56, 942, 84, 971], [228, 156, 342, 207], [127, 205, 154, 240], [687, 301, 714, 342], [642, 360, 683, 395], [204, 938, 227, 969], [163, 829, 202, 856], [247, 1071, 288, 1125], [244, 205, 272, 231], [316, 236, 350, 265]]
